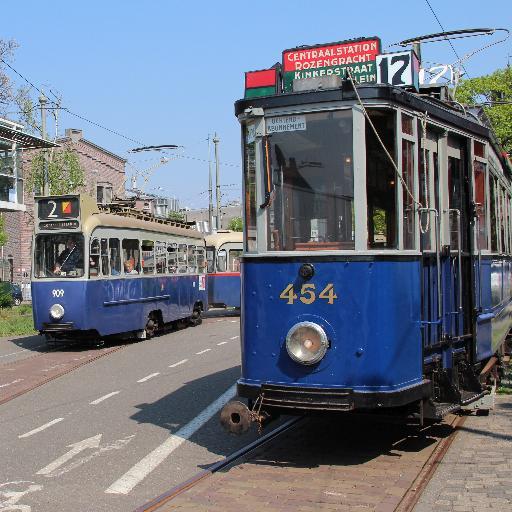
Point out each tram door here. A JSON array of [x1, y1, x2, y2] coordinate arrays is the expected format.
[[420, 132, 473, 347], [446, 136, 473, 342]]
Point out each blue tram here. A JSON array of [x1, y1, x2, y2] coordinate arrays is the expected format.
[[32, 194, 207, 342], [221, 37, 512, 432], [205, 230, 243, 309]]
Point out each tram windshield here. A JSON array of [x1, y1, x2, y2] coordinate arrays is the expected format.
[[259, 110, 354, 251], [34, 234, 85, 278]]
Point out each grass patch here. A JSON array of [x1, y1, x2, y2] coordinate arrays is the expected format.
[[0, 305, 37, 337]]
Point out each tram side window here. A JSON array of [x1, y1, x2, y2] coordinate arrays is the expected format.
[[206, 247, 215, 273], [243, 123, 257, 252], [167, 243, 178, 273], [187, 245, 197, 273], [229, 249, 242, 272], [490, 177, 497, 252], [177, 244, 187, 273], [110, 238, 121, 275], [217, 249, 227, 272], [141, 240, 155, 274], [155, 241, 166, 274], [402, 138, 415, 250], [367, 110, 397, 249], [474, 161, 489, 251], [196, 246, 206, 274], [122, 239, 140, 274], [89, 238, 100, 277], [100, 238, 109, 276]]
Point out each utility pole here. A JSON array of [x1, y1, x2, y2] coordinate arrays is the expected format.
[[207, 135, 213, 232], [39, 91, 49, 196], [213, 133, 221, 230]]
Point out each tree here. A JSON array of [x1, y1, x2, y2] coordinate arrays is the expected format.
[[28, 147, 85, 195], [0, 214, 8, 246], [455, 67, 512, 154], [228, 216, 243, 232], [0, 39, 18, 113], [168, 210, 186, 223]]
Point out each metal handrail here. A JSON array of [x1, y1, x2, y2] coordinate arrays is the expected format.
[[419, 207, 442, 320], [448, 209, 463, 312]]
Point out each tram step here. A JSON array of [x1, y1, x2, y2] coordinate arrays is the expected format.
[[424, 401, 461, 420]]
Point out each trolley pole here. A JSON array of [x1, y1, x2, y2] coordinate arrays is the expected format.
[[39, 91, 49, 196], [213, 133, 221, 230], [207, 135, 213, 232]]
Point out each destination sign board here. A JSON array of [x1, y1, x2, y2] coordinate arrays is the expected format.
[[38, 197, 80, 221], [39, 220, 80, 230], [282, 37, 381, 92]]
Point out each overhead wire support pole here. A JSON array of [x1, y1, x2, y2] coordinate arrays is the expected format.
[[213, 133, 221, 230], [39, 91, 49, 196], [207, 135, 213, 233]]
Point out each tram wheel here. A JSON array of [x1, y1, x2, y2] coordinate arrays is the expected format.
[[188, 307, 203, 327], [145, 318, 157, 339]]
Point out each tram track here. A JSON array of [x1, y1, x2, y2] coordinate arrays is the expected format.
[[0, 341, 126, 406], [135, 412, 468, 512]]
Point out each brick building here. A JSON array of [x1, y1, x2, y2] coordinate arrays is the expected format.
[[3, 128, 126, 286]]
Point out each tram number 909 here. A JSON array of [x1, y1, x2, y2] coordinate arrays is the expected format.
[[279, 283, 337, 305]]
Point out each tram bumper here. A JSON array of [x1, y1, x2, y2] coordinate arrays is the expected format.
[[237, 380, 431, 412]]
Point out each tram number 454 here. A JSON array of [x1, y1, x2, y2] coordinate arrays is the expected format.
[[279, 283, 337, 305]]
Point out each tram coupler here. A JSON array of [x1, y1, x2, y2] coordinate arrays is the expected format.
[[220, 398, 272, 435]]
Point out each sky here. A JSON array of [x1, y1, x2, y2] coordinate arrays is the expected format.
[[1, 0, 511, 209]]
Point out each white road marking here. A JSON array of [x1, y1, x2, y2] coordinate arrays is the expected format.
[[19, 418, 64, 439], [105, 383, 237, 495], [230, 336, 239, 340], [169, 359, 188, 368], [36, 434, 102, 476], [89, 391, 120, 405], [230, 320, 237, 323], [137, 373, 160, 383], [0, 378, 23, 388], [44, 435, 135, 478], [217, 341, 228, 346], [0, 350, 28, 358], [0, 481, 43, 510], [195, 349, 211, 355]]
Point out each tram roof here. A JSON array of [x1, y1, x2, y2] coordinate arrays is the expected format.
[[82, 212, 204, 239], [236, 83, 487, 136], [205, 230, 243, 247]]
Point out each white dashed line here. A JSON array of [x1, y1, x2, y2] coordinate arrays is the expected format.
[[230, 336, 239, 340], [0, 350, 27, 359], [0, 378, 23, 388], [217, 341, 228, 346], [169, 359, 188, 368], [89, 391, 120, 405], [137, 373, 160, 383], [19, 418, 64, 438], [105, 384, 237, 495], [230, 320, 237, 323], [196, 349, 211, 355]]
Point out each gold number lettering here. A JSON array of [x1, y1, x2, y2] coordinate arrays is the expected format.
[[279, 283, 298, 304], [319, 283, 338, 304], [299, 283, 316, 304]]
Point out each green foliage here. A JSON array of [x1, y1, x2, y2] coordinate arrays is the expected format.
[[227, 216, 243, 232], [168, 210, 186, 223], [0, 305, 36, 336], [0, 38, 18, 110], [0, 286, 13, 309], [0, 215, 8, 247], [455, 67, 512, 154], [28, 147, 85, 195]]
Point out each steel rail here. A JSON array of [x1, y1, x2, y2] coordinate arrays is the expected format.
[[396, 413, 468, 512], [134, 416, 303, 512]]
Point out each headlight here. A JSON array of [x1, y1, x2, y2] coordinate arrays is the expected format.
[[285, 321, 328, 365], [49, 304, 65, 320]]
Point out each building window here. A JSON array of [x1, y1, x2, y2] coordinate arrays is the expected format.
[[97, 182, 113, 204]]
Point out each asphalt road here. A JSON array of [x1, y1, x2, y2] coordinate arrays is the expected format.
[[0, 317, 258, 512]]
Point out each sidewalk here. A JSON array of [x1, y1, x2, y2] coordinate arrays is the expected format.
[[414, 394, 512, 512]]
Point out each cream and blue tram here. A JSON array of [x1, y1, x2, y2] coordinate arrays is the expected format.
[[205, 230, 243, 308], [32, 194, 207, 342]]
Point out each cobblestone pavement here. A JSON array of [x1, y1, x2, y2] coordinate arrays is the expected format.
[[151, 413, 460, 512], [414, 394, 512, 512]]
